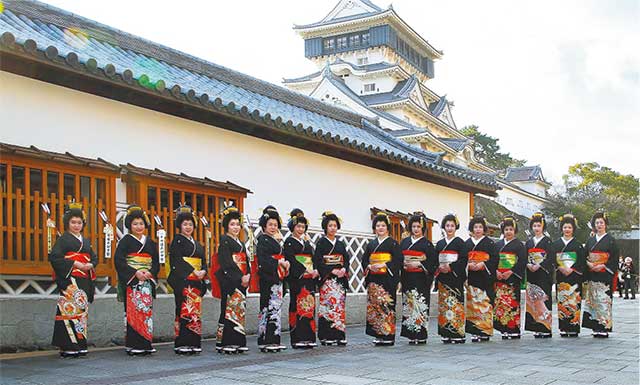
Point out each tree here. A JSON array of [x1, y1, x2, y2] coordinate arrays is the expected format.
[[544, 162, 639, 240], [460, 125, 526, 170]]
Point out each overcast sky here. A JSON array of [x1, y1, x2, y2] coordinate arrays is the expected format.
[[43, 0, 639, 184]]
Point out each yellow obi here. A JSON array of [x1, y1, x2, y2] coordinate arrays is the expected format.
[[183, 256, 202, 280], [126, 253, 152, 271], [588, 251, 609, 265], [295, 254, 314, 273], [556, 251, 577, 269], [369, 252, 391, 274]]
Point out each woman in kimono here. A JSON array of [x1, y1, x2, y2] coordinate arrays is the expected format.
[[524, 212, 554, 338], [436, 214, 468, 344], [256, 205, 289, 352], [284, 209, 319, 349], [493, 216, 526, 339], [465, 215, 499, 342], [583, 211, 619, 338], [49, 202, 97, 358], [552, 214, 585, 337], [400, 212, 437, 344], [214, 206, 251, 354], [314, 211, 349, 346], [168, 205, 208, 354], [114, 205, 159, 356], [362, 212, 403, 346]]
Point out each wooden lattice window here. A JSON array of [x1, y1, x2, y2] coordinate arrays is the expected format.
[[370, 207, 435, 243], [0, 145, 118, 277]]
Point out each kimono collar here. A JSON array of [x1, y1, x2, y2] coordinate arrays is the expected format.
[[562, 236, 574, 245], [376, 236, 389, 244], [596, 232, 608, 243], [445, 235, 456, 245], [411, 235, 424, 244], [471, 235, 485, 245], [292, 234, 305, 246], [533, 235, 544, 245], [129, 233, 146, 245], [178, 233, 195, 244], [229, 234, 243, 247], [70, 232, 83, 242], [325, 236, 337, 245], [503, 237, 515, 246]]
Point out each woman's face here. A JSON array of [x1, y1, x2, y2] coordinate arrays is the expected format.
[[68, 217, 83, 234], [293, 222, 306, 237], [473, 223, 485, 237], [326, 221, 338, 237], [227, 218, 241, 237], [444, 221, 456, 236], [595, 218, 606, 233], [181, 219, 194, 237], [375, 221, 388, 237], [130, 218, 146, 236], [531, 222, 543, 236], [562, 223, 574, 238], [503, 226, 515, 240], [265, 218, 279, 236], [411, 221, 423, 237]]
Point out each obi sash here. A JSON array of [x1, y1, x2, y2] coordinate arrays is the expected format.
[[183, 256, 203, 281], [556, 251, 577, 269], [272, 254, 289, 280], [438, 250, 458, 264], [528, 248, 546, 265], [232, 252, 248, 275], [127, 253, 152, 271], [468, 250, 490, 263], [323, 254, 344, 266], [402, 250, 426, 272], [588, 251, 609, 265], [369, 252, 391, 275], [62, 252, 96, 280], [498, 252, 517, 272], [295, 253, 314, 277]]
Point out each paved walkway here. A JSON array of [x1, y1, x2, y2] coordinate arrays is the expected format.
[[1, 297, 638, 385]]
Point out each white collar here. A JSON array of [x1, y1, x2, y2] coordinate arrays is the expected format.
[[130, 233, 146, 244], [596, 233, 607, 242], [411, 235, 423, 245], [292, 234, 305, 245], [180, 233, 195, 243], [562, 236, 573, 245], [445, 235, 456, 245], [70, 232, 82, 241], [377, 236, 389, 244], [229, 234, 243, 247], [503, 237, 515, 245], [471, 235, 484, 245], [325, 236, 337, 245], [533, 235, 544, 245]]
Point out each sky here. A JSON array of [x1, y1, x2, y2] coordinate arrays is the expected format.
[[41, 0, 639, 184]]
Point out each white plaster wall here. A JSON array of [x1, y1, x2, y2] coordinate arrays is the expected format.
[[494, 183, 546, 218], [1, 71, 471, 239]]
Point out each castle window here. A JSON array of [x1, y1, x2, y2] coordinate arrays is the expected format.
[[364, 83, 376, 92], [357, 57, 368, 65], [337, 36, 348, 49], [361, 32, 370, 46], [349, 34, 360, 47], [323, 38, 335, 51]]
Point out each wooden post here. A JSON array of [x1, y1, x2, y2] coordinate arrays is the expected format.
[[469, 192, 475, 217]]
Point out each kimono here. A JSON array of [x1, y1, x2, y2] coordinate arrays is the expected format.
[[582, 233, 619, 334], [114, 234, 159, 353], [524, 235, 554, 336], [256, 233, 287, 348], [284, 235, 317, 346], [493, 238, 527, 337], [49, 232, 98, 354], [552, 237, 586, 335], [214, 234, 250, 351], [313, 236, 350, 344], [465, 236, 499, 339], [399, 236, 437, 342], [435, 236, 468, 341], [362, 236, 403, 343], [168, 234, 208, 351]]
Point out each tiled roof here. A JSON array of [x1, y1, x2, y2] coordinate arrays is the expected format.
[[283, 59, 397, 84], [437, 138, 469, 151], [504, 166, 545, 182], [429, 95, 448, 116], [0, 142, 119, 172], [0, 0, 496, 193], [361, 75, 418, 105], [294, 8, 388, 30]]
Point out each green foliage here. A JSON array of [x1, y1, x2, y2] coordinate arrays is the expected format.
[[544, 162, 639, 239], [460, 125, 525, 170]]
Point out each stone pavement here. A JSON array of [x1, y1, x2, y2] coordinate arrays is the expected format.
[[1, 297, 638, 385]]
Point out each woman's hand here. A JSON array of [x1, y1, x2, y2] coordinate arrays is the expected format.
[[135, 270, 147, 281], [241, 274, 250, 287]]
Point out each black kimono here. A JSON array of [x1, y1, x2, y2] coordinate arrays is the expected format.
[[168, 234, 207, 350], [399, 236, 437, 341], [314, 236, 350, 343], [215, 234, 250, 350], [362, 236, 403, 342], [552, 237, 586, 335], [114, 234, 159, 352], [256, 233, 286, 347], [582, 233, 619, 333], [524, 236, 554, 335], [435, 236, 468, 340], [284, 235, 317, 346], [465, 236, 499, 338], [49, 232, 98, 353], [493, 238, 527, 336]]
